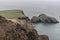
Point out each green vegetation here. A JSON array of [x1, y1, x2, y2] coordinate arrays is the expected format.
[[0, 10, 24, 19]]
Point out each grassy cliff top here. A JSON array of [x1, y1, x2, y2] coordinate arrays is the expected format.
[[0, 10, 24, 19]]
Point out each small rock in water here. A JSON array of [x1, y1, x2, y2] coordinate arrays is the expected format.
[[31, 14, 59, 23]]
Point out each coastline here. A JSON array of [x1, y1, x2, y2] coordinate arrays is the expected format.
[[0, 10, 49, 40]]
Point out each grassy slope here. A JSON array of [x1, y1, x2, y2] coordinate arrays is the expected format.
[[0, 10, 24, 19]]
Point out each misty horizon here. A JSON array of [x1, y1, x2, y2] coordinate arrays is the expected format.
[[0, 0, 60, 10]]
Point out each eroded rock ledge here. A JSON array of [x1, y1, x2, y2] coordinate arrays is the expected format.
[[0, 16, 49, 40]]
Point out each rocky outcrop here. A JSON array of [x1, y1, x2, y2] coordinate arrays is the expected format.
[[31, 14, 59, 23], [0, 16, 49, 40], [31, 16, 40, 23], [18, 16, 30, 21], [39, 35, 49, 40]]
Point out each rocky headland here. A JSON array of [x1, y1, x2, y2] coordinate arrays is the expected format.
[[0, 11, 49, 40]]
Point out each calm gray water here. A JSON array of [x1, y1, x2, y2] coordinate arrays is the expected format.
[[20, 3, 60, 40]]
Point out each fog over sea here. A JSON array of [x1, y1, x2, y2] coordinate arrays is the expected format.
[[0, 0, 60, 40]]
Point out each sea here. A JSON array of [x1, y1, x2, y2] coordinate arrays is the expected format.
[[19, 2, 60, 40]]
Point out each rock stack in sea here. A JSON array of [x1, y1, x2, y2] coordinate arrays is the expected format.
[[31, 14, 59, 23]]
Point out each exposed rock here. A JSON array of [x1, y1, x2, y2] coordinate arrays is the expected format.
[[20, 10, 25, 15], [39, 14, 59, 23], [0, 16, 8, 23], [18, 16, 30, 21], [0, 16, 49, 40], [31, 16, 40, 23], [31, 14, 59, 23], [39, 35, 49, 40]]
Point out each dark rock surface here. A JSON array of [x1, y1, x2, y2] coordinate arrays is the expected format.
[[18, 16, 30, 21], [39, 35, 49, 40], [31, 14, 59, 23], [31, 16, 40, 23]]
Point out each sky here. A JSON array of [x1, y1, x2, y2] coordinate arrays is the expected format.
[[0, 0, 60, 4], [0, 0, 60, 10], [0, 0, 60, 5]]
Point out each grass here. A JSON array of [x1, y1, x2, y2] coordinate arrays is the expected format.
[[0, 10, 24, 19]]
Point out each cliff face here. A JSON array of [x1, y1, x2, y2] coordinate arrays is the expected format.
[[0, 16, 49, 40]]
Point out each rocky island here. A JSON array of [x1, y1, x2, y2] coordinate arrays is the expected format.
[[31, 14, 59, 23]]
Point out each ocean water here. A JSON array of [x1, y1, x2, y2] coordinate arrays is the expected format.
[[20, 3, 60, 40]]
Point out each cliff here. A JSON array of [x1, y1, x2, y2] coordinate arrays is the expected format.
[[0, 10, 49, 40]]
